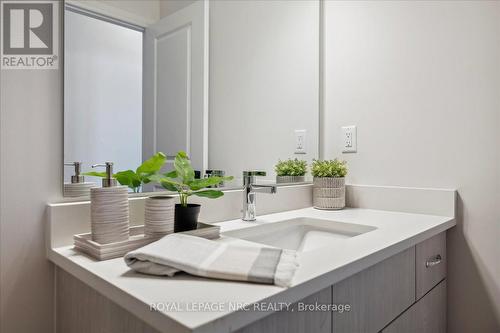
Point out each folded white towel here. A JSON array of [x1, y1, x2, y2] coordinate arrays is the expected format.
[[124, 233, 299, 287]]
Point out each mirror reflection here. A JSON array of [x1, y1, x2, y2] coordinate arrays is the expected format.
[[63, 0, 319, 197]]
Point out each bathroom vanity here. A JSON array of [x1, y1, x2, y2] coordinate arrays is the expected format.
[[47, 185, 455, 333], [235, 232, 447, 333]]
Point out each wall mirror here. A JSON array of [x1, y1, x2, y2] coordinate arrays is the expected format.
[[63, 0, 319, 197]]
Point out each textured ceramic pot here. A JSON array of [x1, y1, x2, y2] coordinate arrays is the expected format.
[[144, 196, 175, 237], [174, 204, 201, 232], [313, 177, 345, 210], [276, 175, 306, 184]]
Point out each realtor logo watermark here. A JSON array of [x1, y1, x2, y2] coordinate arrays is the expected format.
[[1, 1, 59, 69]]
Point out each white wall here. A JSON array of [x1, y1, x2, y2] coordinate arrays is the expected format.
[[208, 0, 319, 182], [323, 1, 500, 332], [0, 9, 63, 333], [64, 10, 143, 183], [160, 0, 196, 18]]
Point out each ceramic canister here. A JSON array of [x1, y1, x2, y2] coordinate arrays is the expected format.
[[144, 196, 175, 237]]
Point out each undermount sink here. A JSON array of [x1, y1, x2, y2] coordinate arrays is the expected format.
[[222, 217, 377, 252]]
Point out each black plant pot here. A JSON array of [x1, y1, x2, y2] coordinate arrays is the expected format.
[[174, 204, 201, 232]]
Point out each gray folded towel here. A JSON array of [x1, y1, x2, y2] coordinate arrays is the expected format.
[[124, 233, 299, 287]]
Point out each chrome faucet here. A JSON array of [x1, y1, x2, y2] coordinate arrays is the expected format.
[[242, 171, 277, 221]]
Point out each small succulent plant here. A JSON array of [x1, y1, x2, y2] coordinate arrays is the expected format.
[[274, 158, 308, 177], [311, 159, 348, 178]]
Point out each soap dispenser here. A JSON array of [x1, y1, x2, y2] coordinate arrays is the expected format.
[[63, 162, 96, 197], [90, 162, 130, 244]]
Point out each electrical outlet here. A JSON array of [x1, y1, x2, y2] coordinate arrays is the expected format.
[[342, 126, 357, 153], [295, 129, 307, 154]]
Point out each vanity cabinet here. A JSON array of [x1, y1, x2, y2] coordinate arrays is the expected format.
[[237, 232, 446, 333], [55, 232, 447, 333]]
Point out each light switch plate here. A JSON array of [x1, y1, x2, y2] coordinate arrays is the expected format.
[[295, 129, 307, 154], [342, 126, 357, 153]]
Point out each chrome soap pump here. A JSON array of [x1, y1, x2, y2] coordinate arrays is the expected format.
[[90, 162, 130, 244], [63, 161, 96, 197], [91, 162, 117, 187], [65, 161, 84, 183]]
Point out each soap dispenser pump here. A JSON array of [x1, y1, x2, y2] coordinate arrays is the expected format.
[[63, 162, 96, 197], [90, 162, 130, 244], [91, 162, 117, 187], [65, 161, 84, 183]]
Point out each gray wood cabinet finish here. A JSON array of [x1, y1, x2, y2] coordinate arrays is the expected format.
[[416, 232, 447, 300], [332, 247, 416, 333], [235, 287, 332, 333], [55, 233, 448, 333], [56, 268, 160, 333], [382, 280, 446, 333]]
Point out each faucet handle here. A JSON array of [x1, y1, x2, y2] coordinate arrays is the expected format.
[[243, 171, 266, 177]]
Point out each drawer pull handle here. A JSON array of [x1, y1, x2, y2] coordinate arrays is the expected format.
[[426, 254, 442, 268]]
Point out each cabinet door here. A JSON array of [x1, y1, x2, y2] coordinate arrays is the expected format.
[[332, 247, 416, 333], [382, 280, 446, 333], [235, 287, 332, 333], [56, 268, 160, 333]]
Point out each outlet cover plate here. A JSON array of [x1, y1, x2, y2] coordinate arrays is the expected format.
[[295, 129, 307, 154], [342, 125, 357, 153]]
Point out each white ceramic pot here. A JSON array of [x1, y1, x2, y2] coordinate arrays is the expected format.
[[144, 196, 175, 237], [313, 177, 345, 210], [276, 175, 306, 184]]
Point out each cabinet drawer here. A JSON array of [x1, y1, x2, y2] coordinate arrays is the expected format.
[[382, 280, 446, 333], [332, 247, 415, 333], [416, 232, 446, 299]]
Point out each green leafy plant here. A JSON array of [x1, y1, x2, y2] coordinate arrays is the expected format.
[[275, 158, 307, 176], [152, 151, 233, 207], [84, 152, 167, 192], [311, 159, 348, 178]]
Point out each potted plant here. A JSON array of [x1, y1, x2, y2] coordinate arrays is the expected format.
[[274, 158, 307, 183], [153, 151, 233, 232], [311, 159, 348, 210]]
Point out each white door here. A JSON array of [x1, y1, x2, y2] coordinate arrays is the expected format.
[[143, 0, 208, 172]]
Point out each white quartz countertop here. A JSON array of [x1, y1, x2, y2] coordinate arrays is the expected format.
[[48, 207, 455, 333]]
